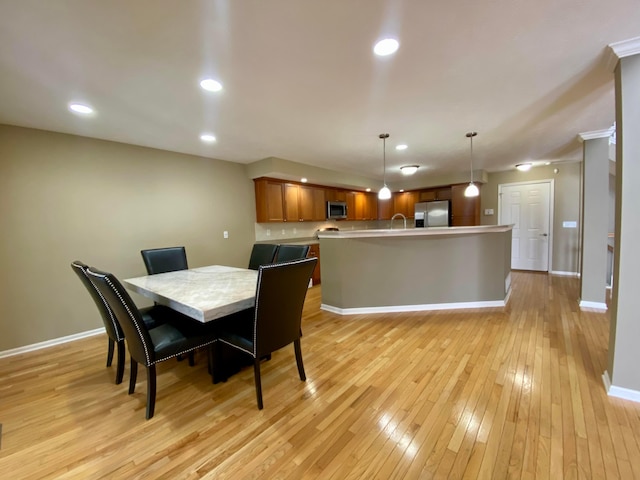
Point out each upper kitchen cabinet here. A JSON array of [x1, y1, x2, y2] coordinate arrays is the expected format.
[[419, 186, 451, 202], [254, 178, 285, 222], [393, 191, 419, 218], [284, 183, 326, 222], [345, 191, 378, 220], [364, 192, 378, 220], [450, 183, 481, 226], [325, 189, 346, 202], [378, 195, 394, 220]]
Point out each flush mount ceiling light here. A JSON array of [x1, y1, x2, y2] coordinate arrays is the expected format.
[[378, 133, 391, 200], [516, 163, 532, 171], [200, 78, 223, 92], [396, 144, 408, 151], [300, 177, 308, 183], [68, 103, 94, 114], [464, 132, 479, 198], [200, 133, 216, 142], [373, 38, 399, 56], [400, 165, 419, 175]]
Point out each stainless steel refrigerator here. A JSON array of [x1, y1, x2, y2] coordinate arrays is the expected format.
[[414, 200, 450, 227]]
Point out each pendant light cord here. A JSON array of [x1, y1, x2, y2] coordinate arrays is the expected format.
[[466, 131, 477, 183], [380, 133, 389, 186]]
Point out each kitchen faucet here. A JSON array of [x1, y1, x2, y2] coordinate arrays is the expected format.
[[390, 213, 407, 229]]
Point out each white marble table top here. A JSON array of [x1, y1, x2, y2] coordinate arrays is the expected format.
[[124, 265, 258, 323]]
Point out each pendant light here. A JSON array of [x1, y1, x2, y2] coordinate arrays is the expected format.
[[464, 131, 479, 197], [378, 133, 391, 200]]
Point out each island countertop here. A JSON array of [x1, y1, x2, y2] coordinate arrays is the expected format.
[[317, 224, 513, 239]]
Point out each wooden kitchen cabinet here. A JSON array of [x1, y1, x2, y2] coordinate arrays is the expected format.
[[450, 183, 481, 226], [378, 195, 394, 220], [347, 191, 378, 220], [393, 191, 419, 218], [254, 178, 285, 222], [419, 186, 451, 202], [325, 188, 346, 202], [364, 192, 378, 220], [284, 183, 326, 222], [308, 243, 321, 285]]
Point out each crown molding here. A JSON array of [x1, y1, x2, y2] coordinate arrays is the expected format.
[[605, 36, 640, 72], [578, 128, 615, 143]]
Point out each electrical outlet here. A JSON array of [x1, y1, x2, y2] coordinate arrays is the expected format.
[[223, 231, 229, 239], [484, 208, 494, 216], [282, 229, 286, 235], [293, 228, 297, 234], [266, 229, 271, 236]]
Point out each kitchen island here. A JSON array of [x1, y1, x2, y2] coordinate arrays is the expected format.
[[317, 225, 513, 314]]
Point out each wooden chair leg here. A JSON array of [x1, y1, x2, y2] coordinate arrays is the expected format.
[[294, 339, 306, 381], [115, 340, 125, 385], [106, 338, 115, 367], [253, 358, 263, 410], [129, 358, 138, 394], [146, 365, 156, 420]]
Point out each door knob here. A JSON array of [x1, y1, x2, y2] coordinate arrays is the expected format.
[[540, 233, 548, 237]]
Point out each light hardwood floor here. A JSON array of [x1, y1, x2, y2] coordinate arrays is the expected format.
[[1, 272, 639, 479]]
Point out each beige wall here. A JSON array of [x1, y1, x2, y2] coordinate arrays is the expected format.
[[480, 162, 582, 274], [0, 125, 256, 351]]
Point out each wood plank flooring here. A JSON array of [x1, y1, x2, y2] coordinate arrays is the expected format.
[[1, 272, 639, 479]]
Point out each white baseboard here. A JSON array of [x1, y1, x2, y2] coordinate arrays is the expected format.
[[550, 270, 580, 277], [579, 300, 608, 311], [321, 297, 509, 316], [603, 370, 640, 403], [0, 328, 105, 359]]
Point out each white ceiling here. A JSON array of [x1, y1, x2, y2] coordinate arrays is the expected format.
[[0, 0, 637, 185]]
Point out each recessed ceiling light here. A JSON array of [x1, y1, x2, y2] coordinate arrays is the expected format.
[[200, 134, 216, 143], [366, 188, 371, 192], [373, 38, 399, 56], [399, 189, 405, 192], [301, 178, 308, 183], [396, 144, 408, 151], [400, 165, 419, 175], [200, 78, 223, 92], [69, 103, 94, 114], [516, 163, 532, 171]]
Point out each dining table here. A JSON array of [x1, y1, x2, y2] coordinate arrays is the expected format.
[[123, 265, 259, 322], [124, 265, 260, 382]]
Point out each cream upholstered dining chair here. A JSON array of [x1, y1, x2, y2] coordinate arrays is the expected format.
[[86, 266, 218, 420], [214, 257, 317, 409]]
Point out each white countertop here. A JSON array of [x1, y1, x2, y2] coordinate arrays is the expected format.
[[317, 224, 513, 239]]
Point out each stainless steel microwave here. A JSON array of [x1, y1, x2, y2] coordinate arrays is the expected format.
[[327, 201, 347, 219]]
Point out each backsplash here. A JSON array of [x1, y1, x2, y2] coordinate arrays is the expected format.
[[254, 220, 381, 242]]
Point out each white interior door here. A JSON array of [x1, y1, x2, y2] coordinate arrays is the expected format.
[[499, 182, 551, 271]]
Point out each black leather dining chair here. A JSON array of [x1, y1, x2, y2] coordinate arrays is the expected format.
[[70, 260, 166, 385], [274, 244, 310, 263], [140, 246, 188, 275], [248, 243, 279, 270], [86, 266, 218, 420], [215, 257, 317, 409]]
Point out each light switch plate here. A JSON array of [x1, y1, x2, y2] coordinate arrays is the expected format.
[[484, 208, 494, 215], [563, 221, 577, 228]]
